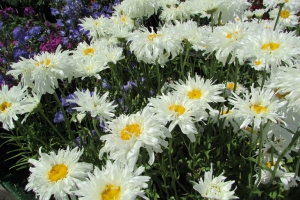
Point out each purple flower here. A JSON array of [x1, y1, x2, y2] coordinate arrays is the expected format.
[[53, 110, 64, 123], [102, 79, 110, 90], [0, 22, 3, 30], [28, 26, 42, 36], [13, 48, 29, 61], [56, 19, 64, 27], [4, 7, 15, 14], [91, 2, 100, 10], [12, 27, 26, 44], [24, 7, 36, 16], [122, 81, 137, 91], [50, 8, 60, 16]]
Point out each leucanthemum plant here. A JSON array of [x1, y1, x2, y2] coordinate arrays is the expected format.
[[3, 0, 300, 199]]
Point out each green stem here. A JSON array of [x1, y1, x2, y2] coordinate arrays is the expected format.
[[53, 91, 74, 141], [38, 109, 68, 143], [92, 118, 102, 138], [269, 130, 300, 185], [273, 3, 284, 31], [155, 63, 161, 95], [255, 123, 266, 187], [180, 43, 191, 78], [168, 138, 178, 199], [260, 69, 267, 89]]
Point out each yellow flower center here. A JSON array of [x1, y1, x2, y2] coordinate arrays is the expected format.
[[261, 42, 280, 51], [101, 184, 121, 200], [147, 33, 162, 41], [35, 59, 51, 67], [280, 10, 290, 19], [84, 48, 95, 55], [169, 104, 186, 116], [0, 102, 12, 112], [226, 82, 235, 91], [226, 33, 232, 39], [250, 104, 268, 114], [255, 60, 261, 66], [221, 110, 233, 115], [121, 17, 126, 22], [48, 164, 68, 182], [120, 124, 141, 140], [284, 0, 289, 3], [187, 89, 202, 99], [266, 161, 276, 168]]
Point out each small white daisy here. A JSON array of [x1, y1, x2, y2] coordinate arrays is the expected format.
[[79, 16, 110, 40], [225, 81, 247, 96], [0, 84, 28, 130], [26, 146, 93, 200], [193, 163, 238, 199], [67, 88, 116, 123], [171, 74, 225, 109], [99, 106, 171, 166], [269, 7, 299, 28], [147, 93, 208, 142], [226, 85, 287, 129], [75, 160, 150, 200]]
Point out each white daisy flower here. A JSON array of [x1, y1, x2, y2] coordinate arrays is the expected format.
[[266, 64, 300, 112], [207, 21, 251, 65], [159, 1, 194, 23], [75, 160, 150, 200], [249, 58, 267, 71], [171, 21, 208, 51], [263, 0, 300, 10], [99, 107, 171, 166], [189, 0, 225, 18], [8, 46, 72, 94], [216, 0, 250, 23], [242, 29, 300, 69], [72, 58, 109, 80], [225, 81, 247, 96], [171, 74, 225, 109], [0, 84, 28, 130], [193, 163, 238, 199], [113, 0, 159, 19], [254, 156, 300, 190], [79, 16, 110, 40], [106, 14, 135, 39], [67, 88, 116, 123], [127, 26, 182, 66], [26, 146, 93, 200], [269, 7, 299, 28], [226, 85, 287, 129], [147, 93, 208, 142], [253, 9, 266, 19]]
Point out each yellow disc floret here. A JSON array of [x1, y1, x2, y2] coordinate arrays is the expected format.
[[48, 164, 68, 182], [187, 89, 202, 99], [169, 104, 186, 116], [0, 102, 12, 112], [250, 104, 268, 114], [261, 42, 280, 51], [120, 124, 141, 140], [101, 184, 121, 200], [280, 10, 290, 19], [84, 48, 95, 56], [148, 33, 162, 41]]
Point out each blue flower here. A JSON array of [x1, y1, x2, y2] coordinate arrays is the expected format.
[[28, 26, 42, 36], [0, 22, 3, 30], [12, 27, 27, 44], [53, 110, 64, 123], [56, 19, 64, 27], [50, 8, 60, 16]]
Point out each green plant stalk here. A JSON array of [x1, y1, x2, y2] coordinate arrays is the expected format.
[[168, 138, 178, 199], [92, 118, 102, 138], [180, 42, 191, 79], [260, 69, 267, 89], [53, 91, 75, 141], [255, 123, 266, 187], [269, 130, 300, 185], [273, 3, 284, 31], [38, 109, 67, 143], [155, 63, 161, 95], [233, 58, 240, 92]]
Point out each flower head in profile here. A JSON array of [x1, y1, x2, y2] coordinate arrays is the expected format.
[[75, 160, 150, 200], [26, 147, 93, 200], [67, 88, 116, 123], [193, 163, 238, 200]]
